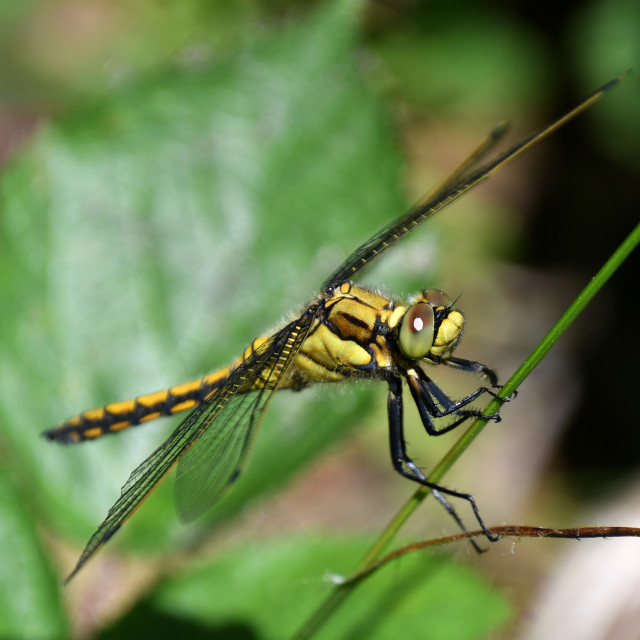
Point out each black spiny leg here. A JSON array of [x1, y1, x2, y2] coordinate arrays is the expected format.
[[406, 368, 505, 437], [446, 356, 499, 388], [386, 376, 500, 546], [445, 356, 517, 403]]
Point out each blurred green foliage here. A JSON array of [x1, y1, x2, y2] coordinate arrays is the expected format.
[[0, 0, 637, 638], [145, 538, 509, 640]]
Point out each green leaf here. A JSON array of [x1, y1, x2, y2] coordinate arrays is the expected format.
[[0, 0, 404, 564], [0, 467, 67, 640], [102, 537, 510, 640]]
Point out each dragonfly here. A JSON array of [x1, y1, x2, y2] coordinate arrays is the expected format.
[[45, 74, 627, 583]]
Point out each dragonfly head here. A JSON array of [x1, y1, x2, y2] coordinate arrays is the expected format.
[[396, 289, 464, 363]]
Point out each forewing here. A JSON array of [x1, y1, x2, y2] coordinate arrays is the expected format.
[[321, 76, 622, 290], [64, 308, 317, 583]]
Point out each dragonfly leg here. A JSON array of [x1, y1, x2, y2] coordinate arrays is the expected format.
[[387, 376, 500, 545], [445, 356, 516, 402], [406, 370, 502, 438], [445, 356, 499, 385], [423, 375, 503, 417]]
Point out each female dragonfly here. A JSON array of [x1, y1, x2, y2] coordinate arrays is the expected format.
[[46, 75, 626, 583]]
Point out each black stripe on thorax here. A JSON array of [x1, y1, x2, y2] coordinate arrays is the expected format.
[[336, 311, 370, 330]]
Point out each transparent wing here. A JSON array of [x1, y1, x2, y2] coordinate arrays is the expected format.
[[416, 121, 509, 207], [321, 74, 626, 291], [174, 316, 312, 522], [174, 390, 265, 523], [64, 308, 317, 583]]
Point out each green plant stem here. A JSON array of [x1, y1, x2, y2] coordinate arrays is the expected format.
[[293, 219, 640, 640]]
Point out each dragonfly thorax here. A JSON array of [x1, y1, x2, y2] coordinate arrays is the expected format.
[[286, 283, 465, 389]]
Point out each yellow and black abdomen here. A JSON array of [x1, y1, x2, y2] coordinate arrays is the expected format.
[[44, 367, 232, 443], [44, 337, 274, 444]]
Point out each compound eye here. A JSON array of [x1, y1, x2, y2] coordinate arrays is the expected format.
[[398, 303, 435, 359], [423, 289, 451, 308]]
